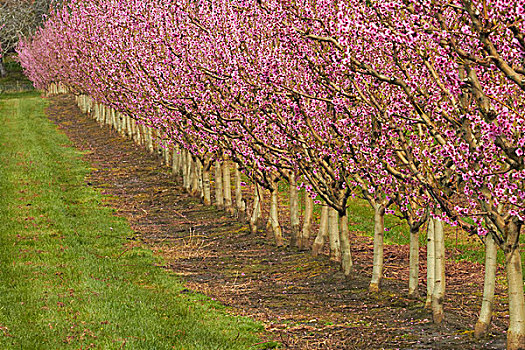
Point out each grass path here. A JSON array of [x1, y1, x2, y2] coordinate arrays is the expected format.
[[0, 92, 262, 349]]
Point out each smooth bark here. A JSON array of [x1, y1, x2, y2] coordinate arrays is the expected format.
[[214, 161, 224, 209], [425, 218, 435, 308], [202, 164, 212, 206], [369, 204, 385, 292], [234, 164, 246, 221], [140, 124, 147, 146], [312, 203, 329, 256], [182, 150, 190, 192], [268, 188, 284, 247], [190, 158, 199, 196], [146, 127, 154, 153], [408, 226, 420, 298], [339, 212, 353, 277], [196, 159, 203, 200], [0, 60, 7, 77], [222, 161, 234, 215], [172, 145, 181, 176], [299, 194, 314, 250], [475, 233, 497, 338], [505, 237, 525, 350], [249, 183, 262, 234], [163, 142, 170, 166], [289, 173, 300, 247], [130, 118, 136, 142], [432, 218, 445, 324], [328, 207, 341, 263], [93, 103, 99, 125]]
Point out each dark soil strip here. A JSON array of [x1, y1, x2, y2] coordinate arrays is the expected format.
[[47, 94, 507, 350]]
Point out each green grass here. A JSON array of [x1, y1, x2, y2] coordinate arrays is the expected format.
[[0, 92, 263, 349]]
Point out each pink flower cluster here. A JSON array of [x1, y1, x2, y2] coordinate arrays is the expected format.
[[17, 0, 525, 241]]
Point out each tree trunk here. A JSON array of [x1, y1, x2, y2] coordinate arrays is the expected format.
[[164, 142, 171, 167], [130, 118, 136, 142], [106, 107, 111, 127], [117, 111, 122, 133], [197, 159, 203, 199], [171, 145, 179, 176], [328, 207, 341, 263], [222, 161, 234, 215], [110, 108, 115, 128], [425, 218, 435, 308], [172, 146, 180, 176], [475, 233, 497, 338], [191, 158, 200, 196], [339, 211, 353, 277], [129, 117, 135, 141], [115, 110, 121, 132], [312, 203, 329, 256], [214, 161, 224, 209], [408, 226, 420, 298], [0, 59, 7, 78], [109, 107, 113, 127], [146, 127, 154, 153], [133, 119, 140, 144], [101, 105, 106, 125], [269, 187, 284, 247], [93, 103, 100, 125], [202, 163, 212, 206], [102, 104, 107, 126], [289, 173, 300, 247], [111, 109, 116, 129], [180, 151, 187, 186], [140, 124, 147, 146], [155, 129, 162, 157], [432, 218, 445, 324], [299, 194, 313, 250], [250, 183, 263, 234], [104, 106, 109, 125], [182, 150, 191, 192], [101, 105, 106, 126], [102, 105, 107, 126], [505, 236, 525, 350], [112, 109, 117, 128], [234, 164, 246, 221], [369, 203, 385, 292], [120, 112, 126, 136], [125, 114, 131, 138]]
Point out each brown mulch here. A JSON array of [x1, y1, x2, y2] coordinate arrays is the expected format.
[[46, 94, 508, 350]]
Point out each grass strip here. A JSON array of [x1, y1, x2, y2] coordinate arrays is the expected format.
[[0, 92, 263, 349]]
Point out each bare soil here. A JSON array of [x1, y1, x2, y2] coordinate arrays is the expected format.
[[46, 94, 509, 350]]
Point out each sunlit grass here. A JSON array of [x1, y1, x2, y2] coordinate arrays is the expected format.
[[0, 94, 263, 349]]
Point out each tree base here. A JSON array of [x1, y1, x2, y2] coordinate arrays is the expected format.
[[311, 243, 322, 257], [369, 282, 380, 293], [433, 310, 444, 324], [507, 330, 525, 350], [474, 321, 489, 339], [236, 209, 246, 223], [225, 206, 235, 216], [407, 290, 419, 299]]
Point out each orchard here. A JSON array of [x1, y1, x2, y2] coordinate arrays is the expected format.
[[15, 0, 525, 349]]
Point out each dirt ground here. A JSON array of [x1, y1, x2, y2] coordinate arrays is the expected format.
[[46, 94, 509, 349]]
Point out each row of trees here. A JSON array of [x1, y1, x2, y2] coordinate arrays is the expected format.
[[18, 1, 525, 348]]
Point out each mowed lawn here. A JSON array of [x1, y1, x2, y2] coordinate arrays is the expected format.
[[0, 92, 263, 349]]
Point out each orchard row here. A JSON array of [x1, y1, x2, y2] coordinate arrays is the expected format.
[[18, 1, 525, 348]]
